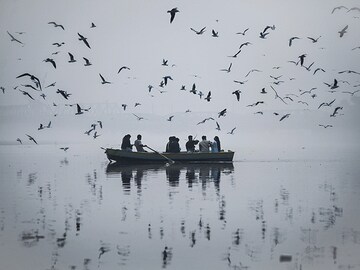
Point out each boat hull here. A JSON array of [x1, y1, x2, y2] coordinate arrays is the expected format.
[[105, 148, 234, 164]]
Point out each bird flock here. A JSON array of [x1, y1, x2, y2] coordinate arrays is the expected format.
[[2, 3, 360, 147]]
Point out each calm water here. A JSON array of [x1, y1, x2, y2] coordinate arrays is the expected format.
[[0, 145, 360, 270]]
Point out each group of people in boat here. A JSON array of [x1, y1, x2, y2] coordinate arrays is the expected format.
[[121, 134, 222, 153]]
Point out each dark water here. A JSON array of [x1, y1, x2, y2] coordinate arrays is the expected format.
[[0, 145, 360, 270]]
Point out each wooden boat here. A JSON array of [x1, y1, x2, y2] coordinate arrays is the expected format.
[[105, 148, 235, 164]]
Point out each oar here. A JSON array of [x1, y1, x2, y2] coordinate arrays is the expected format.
[[144, 146, 175, 165]]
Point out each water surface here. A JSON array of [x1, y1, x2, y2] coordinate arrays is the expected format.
[[0, 145, 359, 270]]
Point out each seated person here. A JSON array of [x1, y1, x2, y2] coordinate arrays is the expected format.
[[199, 135, 211, 152], [121, 134, 133, 151], [185, 135, 199, 152], [166, 136, 180, 153], [134, 134, 147, 152]]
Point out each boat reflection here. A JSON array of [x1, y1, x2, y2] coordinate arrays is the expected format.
[[106, 163, 234, 193]]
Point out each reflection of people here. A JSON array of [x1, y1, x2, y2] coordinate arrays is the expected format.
[[211, 136, 221, 152], [134, 134, 147, 152], [186, 135, 199, 152], [166, 166, 181, 187], [121, 134, 133, 151], [199, 135, 211, 152]]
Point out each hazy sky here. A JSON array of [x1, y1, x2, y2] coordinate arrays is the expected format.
[[1, 0, 360, 153]]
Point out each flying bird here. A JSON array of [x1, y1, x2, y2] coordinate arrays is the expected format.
[[236, 28, 249, 35], [118, 66, 130, 73], [215, 121, 221, 131], [232, 90, 241, 101], [167, 115, 174, 121], [313, 68, 325, 75], [16, 73, 42, 90], [163, 75, 173, 85], [204, 91, 211, 102], [19, 90, 34, 100], [56, 89, 71, 99], [279, 113, 290, 121], [270, 86, 287, 104], [60, 147, 69, 151], [6, 31, 24, 44], [218, 109, 227, 118], [318, 99, 336, 109], [298, 54, 306, 66], [132, 113, 144, 121], [260, 88, 267, 94], [212, 29, 219, 37], [48, 21, 65, 30], [43, 58, 56, 69], [52, 42, 65, 47], [16, 138, 22, 144], [197, 117, 214, 125], [68, 52, 76, 63], [245, 69, 261, 77], [26, 134, 38, 144], [227, 127, 236, 135], [319, 124, 333, 128], [342, 90, 360, 96], [83, 57, 92, 66], [247, 101, 264, 107], [167, 8, 179, 23], [99, 73, 111, 84], [324, 79, 339, 89], [90, 22, 96, 28], [331, 6, 348, 13], [338, 25, 348, 37], [289, 36, 300, 47], [330, 106, 343, 117], [307, 36, 321, 43], [190, 27, 206, 35], [77, 33, 91, 48], [75, 104, 84, 115]]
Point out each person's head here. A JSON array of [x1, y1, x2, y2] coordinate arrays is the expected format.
[[175, 137, 179, 142], [137, 134, 142, 140], [214, 136, 219, 141], [125, 134, 131, 138], [202, 135, 206, 140], [188, 135, 193, 140]]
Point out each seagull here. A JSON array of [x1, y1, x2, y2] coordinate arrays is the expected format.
[[338, 25, 348, 37], [313, 68, 325, 75], [270, 75, 282, 80], [26, 134, 38, 144], [43, 58, 56, 69], [300, 87, 317, 95], [83, 57, 92, 66], [45, 82, 56, 88], [211, 29, 219, 37], [342, 90, 360, 96], [60, 147, 69, 151], [236, 28, 249, 35], [324, 79, 339, 89], [233, 79, 248, 84], [167, 115, 174, 121], [303, 62, 314, 71], [247, 101, 264, 107], [239, 42, 252, 50], [289, 37, 300, 47], [56, 89, 71, 99], [122, 104, 127, 111], [97, 121, 103, 128], [298, 101, 309, 106], [93, 132, 100, 139], [16, 73, 42, 90], [48, 21, 65, 30], [21, 84, 38, 91], [52, 42, 65, 47], [91, 22, 96, 28], [228, 50, 241, 58], [260, 88, 267, 94], [134, 102, 141, 107], [347, 7, 360, 13], [0, 86, 4, 94], [270, 86, 287, 104], [163, 76, 173, 85], [245, 69, 261, 77], [132, 113, 144, 120], [307, 36, 321, 43], [6, 31, 24, 44], [215, 121, 221, 131], [99, 73, 111, 84], [338, 70, 360, 75], [298, 54, 306, 66], [227, 127, 236, 135], [190, 27, 206, 35], [218, 109, 227, 118], [68, 52, 76, 63], [118, 66, 130, 73], [197, 117, 214, 125], [38, 123, 45, 130], [77, 33, 91, 48], [16, 138, 22, 144], [204, 91, 211, 102], [331, 6, 348, 14], [318, 99, 336, 109], [232, 90, 241, 101], [167, 8, 179, 23], [259, 31, 269, 39], [330, 106, 343, 117], [319, 124, 333, 128], [19, 90, 34, 100], [75, 104, 84, 115], [279, 113, 290, 121]]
